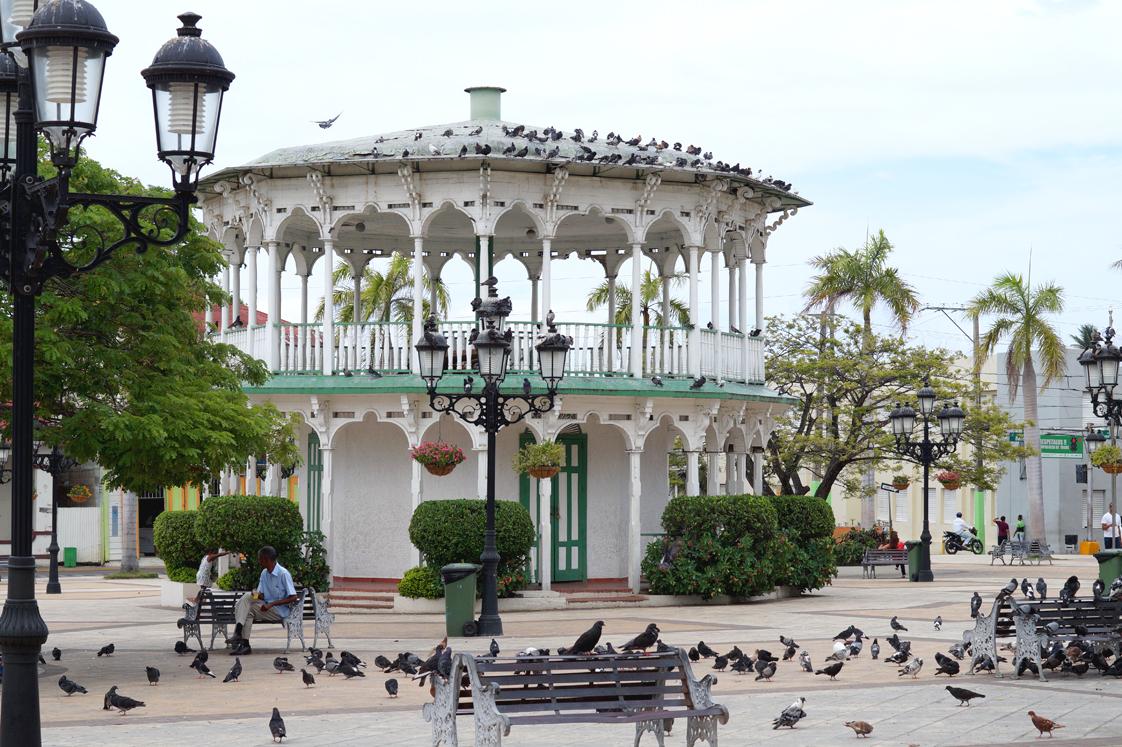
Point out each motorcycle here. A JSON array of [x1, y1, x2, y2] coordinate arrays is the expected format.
[[943, 526, 983, 555]]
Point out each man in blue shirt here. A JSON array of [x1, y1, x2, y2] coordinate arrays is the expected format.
[[227, 545, 297, 655]]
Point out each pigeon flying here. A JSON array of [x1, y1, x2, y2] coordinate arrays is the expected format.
[[58, 675, 88, 696], [224, 657, 242, 683], [945, 685, 985, 706], [269, 707, 287, 742], [145, 666, 160, 685]]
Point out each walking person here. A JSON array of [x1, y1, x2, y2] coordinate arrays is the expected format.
[[225, 546, 297, 655], [992, 515, 1010, 547], [1103, 503, 1122, 550], [1014, 515, 1026, 541]]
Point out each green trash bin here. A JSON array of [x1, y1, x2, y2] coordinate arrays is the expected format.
[[905, 541, 922, 582], [1094, 549, 1122, 589], [441, 563, 482, 637], [63, 547, 77, 568]]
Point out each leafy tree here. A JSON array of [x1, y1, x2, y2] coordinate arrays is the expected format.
[[967, 272, 1065, 543], [0, 148, 300, 570], [764, 314, 1027, 502]]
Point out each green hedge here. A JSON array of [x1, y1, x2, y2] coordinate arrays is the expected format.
[[409, 499, 535, 598], [642, 494, 836, 598], [195, 495, 311, 591], [834, 527, 883, 566], [153, 510, 206, 583], [398, 565, 444, 599], [166, 565, 199, 584]]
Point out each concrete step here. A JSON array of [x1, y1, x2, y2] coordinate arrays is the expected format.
[[565, 594, 647, 604], [325, 589, 396, 612]]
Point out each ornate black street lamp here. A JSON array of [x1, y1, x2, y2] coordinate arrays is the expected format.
[[415, 278, 570, 636], [889, 377, 964, 582], [33, 443, 78, 595], [0, 5, 232, 744], [0, 440, 11, 484], [1078, 318, 1122, 426]]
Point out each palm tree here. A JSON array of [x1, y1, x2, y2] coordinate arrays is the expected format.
[[967, 272, 1065, 544], [314, 253, 449, 323], [586, 264, 689, 368], [803, 229, 920, 339], [1071, 323, 1097, 349]]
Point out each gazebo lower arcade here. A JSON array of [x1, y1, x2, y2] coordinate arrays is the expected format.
[[198, 87, 809, 592]]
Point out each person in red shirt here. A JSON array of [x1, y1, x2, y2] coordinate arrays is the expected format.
[[878, 531, 906, 577], [993, 515, 1010, 546]]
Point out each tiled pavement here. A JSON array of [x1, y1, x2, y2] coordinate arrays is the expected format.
[[20, 553, 1122, 745]]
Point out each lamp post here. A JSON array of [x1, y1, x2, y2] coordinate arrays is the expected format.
[[1078, 318, 1122, 427], [1085, 428, 1105, 543], [415, 278, 570, 636], [0, 5, 232, 744], [888, 376, 964, 582], [0, 441, 11, 485], [33, 444, 78, 595]]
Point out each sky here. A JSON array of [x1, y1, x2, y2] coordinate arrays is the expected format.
[[76, 0, 1122, 359]]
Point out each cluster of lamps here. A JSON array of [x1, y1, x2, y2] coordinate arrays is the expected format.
[[1078, 321, 1122, 425]]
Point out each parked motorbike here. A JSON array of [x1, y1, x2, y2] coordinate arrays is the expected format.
[[943, 526, 983, 555]]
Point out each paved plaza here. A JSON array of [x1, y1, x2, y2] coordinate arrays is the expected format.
[[24, 553, 1122, 746]]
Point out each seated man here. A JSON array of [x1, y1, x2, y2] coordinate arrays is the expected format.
[[226, 545, 297, 655]]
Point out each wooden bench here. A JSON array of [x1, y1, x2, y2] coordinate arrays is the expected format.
[[177, 587, 334, 654], [962, 596, 1122, 682], [423, 649, 727, 747], [861, 548, 908, 579]]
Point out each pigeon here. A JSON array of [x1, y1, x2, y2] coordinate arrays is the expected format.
[[998, 577, 1018, 599], [1060, 575, 1080, 604], [782, 645, 797, 661], [103, 687, 113, 710], [340, 651, 367, 669], [174, 640, 194, 656], [889, 616, 908, 632], [651, 375, 663, 387], [269, 707, 286, 742], [224, 657, 242, 683], [754, 660, 776, 681], [712, 655, 728, 671], [190, 659, 216, 678], [38, 653, 45, 664], [489, 639, 500, 658], [97, 643, 115, 657], [798, 651, 813, 672], [108, 687, 146, 715], [374, 655, 393, 670], [312, 112, 341, 129], [655, 640, 673, 654], [779, 635, 798, 649], [934, 652, 960, 676], [845, 720, 874, 738], [970, 592, 983, 618], [832, 626, 858, 641], [340, 660, 366, 679], [870, 639, 880, 660], [945, 685, 985, 706], [688, 647, 700, 662], [145, 666, 160, 685], [1104, 658, 1122, 677], [1070, 660, 1089, 678], [815, 661, 843, 680], [772, 697, 806, 729], [469, 126, 482, 136], [301, 669, 315, 687], [690, 376, 706, 390], [933, 615, 942, 631], [697, 641, 718, 658], [1027, 711, 1064, 738], [193, 649, 209, 666], [58, 675, 87, 695], [1093, 577, 1106, 602], [569, 621, 605, 655], [848, 636, 864, 658], [415, 646, 444, 686], [274, 657, 295, 674], [730, 657, 751, 674], [899, 657, 923, 678], [325, 653, 341, 676], [1021, 578, 1033, 598], [755, 649, 778, 663], [52, 647, 62, 661], [1016, 658, 1040, 677], [948, 643, 966, 660], [1036, 577, 1047, 600], [385, 677, 399, 697]]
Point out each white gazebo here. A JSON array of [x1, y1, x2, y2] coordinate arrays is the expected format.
[[197, 86, 809, 594]]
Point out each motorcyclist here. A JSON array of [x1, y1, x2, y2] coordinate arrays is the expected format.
[[951, 512, 974, 547]]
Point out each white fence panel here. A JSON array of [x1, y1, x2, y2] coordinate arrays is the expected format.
[[57, 506, 102, 564]]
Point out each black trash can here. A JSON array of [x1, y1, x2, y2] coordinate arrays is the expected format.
[[905, 541, 922, 582]]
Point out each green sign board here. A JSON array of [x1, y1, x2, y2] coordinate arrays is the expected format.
[[1007, 432, 1107, 460]]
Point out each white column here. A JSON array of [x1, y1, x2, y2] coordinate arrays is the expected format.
[[530, 275, 539, 325], [739, 257, 750, 379], [266, 241, 280, 372], [220, 263, 231, 339], [627, 449, 643, 593], [538, 477, 552, 592], [753, 256, 765, 331], [299, 271, 310, 372], [606, 274, 616, 372], [686, 451, 700, 497], [412, 236, 424, 374], [323, 240, 335, 375], [661, 271, 672, 374], [321, 446, 336, 577], [246, 245, 259, 343], [711, 250, 721, 381], [728, 262, 738, 332], [630, 242, 643, 376], [351, 267, 363, 370], [725, 451, 735, 495], [475, 446, 488, 501], [410, 457, 423, 567], [753, 451, 764, 495], [688, 246, 700, 378], [707, 451, 719, 495], [265, 464, 281, 497], [541, 237, 552, 322], [230, 260, 242, 325], [430, 272, 440, 319]]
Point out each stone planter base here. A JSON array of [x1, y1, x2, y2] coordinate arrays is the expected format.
[[161, 579, 200, 608]]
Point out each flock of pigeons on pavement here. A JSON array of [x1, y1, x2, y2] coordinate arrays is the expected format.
[[49, 571, 1122, 742]]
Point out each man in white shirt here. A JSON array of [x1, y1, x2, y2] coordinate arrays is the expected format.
[[951, 512, 973, 545], [1103, 503, 1122, 550]]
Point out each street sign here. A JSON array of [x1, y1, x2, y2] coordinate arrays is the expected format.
[[879, 483, 900, 493], [1007, 432, 1101, 460]]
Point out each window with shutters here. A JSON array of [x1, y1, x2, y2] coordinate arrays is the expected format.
[[877, 489, 891, 523], [1083, 489, 1106, 528], [927, 488, 937, 523], [943, 490, 959, 525], [895, 490, 908, 522]]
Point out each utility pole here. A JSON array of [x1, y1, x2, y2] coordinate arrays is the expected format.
[[922, 306, 985, 544]]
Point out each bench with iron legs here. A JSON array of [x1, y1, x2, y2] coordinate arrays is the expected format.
[[860, 548, 909, 579], [991, 539, 1054, 566], [423, 649, 727, 747], [962, 596, 1122, 682], [177, 587, 333, 654]]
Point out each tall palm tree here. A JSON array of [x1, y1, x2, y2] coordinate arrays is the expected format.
[[803, 230, 919, 526], [1071, 323, 1097, 349], [803, 229, 920, 339], [967, 272, 1065, 544], [314, 253, 449, 323], [585, 264, 689, 328]]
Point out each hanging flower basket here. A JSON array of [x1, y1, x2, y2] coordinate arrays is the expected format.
[[68, 485, 92, 503], [935, 471, 963, 491], [891, 475, 910, 490], [411, 442, 465, 477], [1101, 463, 1122, 475], [528, 466, 561, 480], [1092, 446, 1122, 474], [512, 440, 566, 479]]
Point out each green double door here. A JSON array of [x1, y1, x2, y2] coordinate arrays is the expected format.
[[519, 431, 587, 583]]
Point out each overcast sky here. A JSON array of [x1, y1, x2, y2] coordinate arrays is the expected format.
[[81, 0, 1121, 362]]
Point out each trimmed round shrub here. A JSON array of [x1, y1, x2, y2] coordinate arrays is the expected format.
[[215, 569, 238, 591], [165, 565, 199, 584], [660, 494, 778, 541], [195, 495, 304, 591], [153, 510, 205, 571], [398, 565, 444, 599], [409, 499, 535, 597], [767, 495, 835, 541]]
